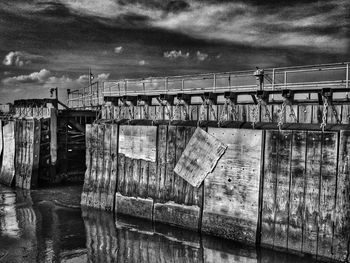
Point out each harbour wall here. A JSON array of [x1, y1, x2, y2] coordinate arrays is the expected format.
[[81, 103, 350, 263]]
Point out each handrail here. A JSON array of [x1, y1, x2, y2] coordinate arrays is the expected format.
[[67, 62, 350, 108]]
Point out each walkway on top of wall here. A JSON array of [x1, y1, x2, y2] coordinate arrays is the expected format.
[[67, 62, 350, 108]]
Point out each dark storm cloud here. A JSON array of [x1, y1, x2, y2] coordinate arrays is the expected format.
[[1, 0, 348, 52], [0, 0, 349, 103]]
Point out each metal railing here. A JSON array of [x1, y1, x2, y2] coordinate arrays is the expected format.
[[67, 62, 350, 108], [67, 82, 100, 109]]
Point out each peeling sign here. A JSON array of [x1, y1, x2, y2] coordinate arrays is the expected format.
[[119, 125, 157, 162], [174, 127, 227, 188]]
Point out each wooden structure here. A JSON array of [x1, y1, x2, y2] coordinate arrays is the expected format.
[[0, 99, 97, 188]]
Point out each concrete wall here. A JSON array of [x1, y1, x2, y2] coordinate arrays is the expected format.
[[81, 122, 350, 262]]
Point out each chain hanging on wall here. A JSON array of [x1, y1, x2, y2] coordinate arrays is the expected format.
[[250, 100, 261, 129], [198, 98, 217, 126], [208, 100, 217, 121], [198, 100, 207, 126], [277, 99, 287, 132], [229, 100, 239, 121], [171, 99, 181, 122], [320, 96, 328, 132], [164, 102, 172, 120], [152, 101, 162, 122], [218, 99, 229, 126]]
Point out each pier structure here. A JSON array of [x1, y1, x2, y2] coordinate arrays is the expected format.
[[0, 62, 350, 262], [0, 99, 96, 187]]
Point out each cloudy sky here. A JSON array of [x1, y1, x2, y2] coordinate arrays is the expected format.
[[0, 0, 349, 103]]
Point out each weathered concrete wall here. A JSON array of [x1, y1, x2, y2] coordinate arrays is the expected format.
[[0, 121, 16, 186], [202, 128, 262, 244], [80, 122, 350, 262], [261, 130, 349, 262], [0, 117, 60, 189], [14, 119, 41, 189], [0, 120, 3, 162], [81, 124, 118, 210], [116, 125, 203, 230]]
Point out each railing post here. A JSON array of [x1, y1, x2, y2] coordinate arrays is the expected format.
[[213, 73, 217, 91], [165, 77, 168, 93], [96, 82, 99, 106], [109, 82, 112, 98], [284, 71, 287, 88], [272, 68, 275, 100], [90, 83, 93, 107], [82, 87, 85, 108], [181, 79, 184, 91], [346, 63, 349, 89]]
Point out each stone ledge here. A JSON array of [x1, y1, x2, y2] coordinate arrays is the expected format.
[[153, 201, 200, 231], [115, 193, 154, 220]]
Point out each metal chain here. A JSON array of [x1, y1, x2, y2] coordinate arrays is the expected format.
[[320, 96, 328, 132], [251, 100, 261, 129], [171, 100, 181, 122], [164, 102, 172, 120], [229, 100, 239, 121], [277, 100, 287, 132], [208, 100, 217, 121], [219, 99, 229, 126], [198, 100, 207, 125]]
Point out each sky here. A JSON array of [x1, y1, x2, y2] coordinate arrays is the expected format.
[[0, 0, 349, 103]]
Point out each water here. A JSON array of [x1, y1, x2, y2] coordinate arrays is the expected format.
[[0, 185, 323, 263]]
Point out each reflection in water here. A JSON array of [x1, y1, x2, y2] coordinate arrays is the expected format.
[[0, 185, 86, 262], [0, 189, 19, 238], [0, 185, 321, 263]]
